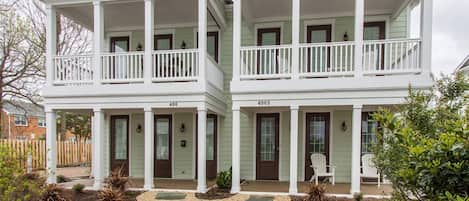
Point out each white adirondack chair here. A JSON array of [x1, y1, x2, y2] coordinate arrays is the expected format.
[[309, 153, 335, 185], [361, 154, 381, 187]]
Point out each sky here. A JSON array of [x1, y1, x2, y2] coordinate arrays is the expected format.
[[425, 0, 469, 75]]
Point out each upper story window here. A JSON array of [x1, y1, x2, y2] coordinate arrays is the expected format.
[[38, 117, 46, 127], [197, 31, 219, 62], [14, 115, 28, 126]]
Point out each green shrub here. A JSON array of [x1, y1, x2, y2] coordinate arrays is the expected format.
[[56, 175, 70, 183], [372, 73, 469, 200], [0, 145, 44, 201], [72, 183, 85, 193], [216, 168, 232, 189]]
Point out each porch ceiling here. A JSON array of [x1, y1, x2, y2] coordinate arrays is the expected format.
[[57, 0, 217, 31], [243, 0, 407, 20]]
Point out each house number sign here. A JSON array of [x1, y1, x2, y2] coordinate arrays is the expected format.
[[257, 100, 271, 106], [169, 101, 178, 107]]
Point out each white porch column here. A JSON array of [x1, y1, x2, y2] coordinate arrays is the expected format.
[[197, 105, 207, 193], [93, 108, 105, 189], [354, 0, 364, 77], [144, 107, 155, 189], [232, 0, 242, 81], [198, 0, 207, 85], [289, 105, 299, 194], [350, 104, 363, 194], [45, 109, 57, 184], [45, 5, 57, 87], [420, 0, 433, 75], [144, 0, 154, 84], [90, 115, 95, 178], [291, 0, 300, 79], [93, 1, 104, 85], [231, 106, 241, 193]]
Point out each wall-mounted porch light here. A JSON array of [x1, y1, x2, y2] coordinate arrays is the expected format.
[[180, 123, 186, 133], [343, 32, 349, 41], [181, 41, 187, 49], [136, 124, 142, 133], [341, 121, 348, 132]]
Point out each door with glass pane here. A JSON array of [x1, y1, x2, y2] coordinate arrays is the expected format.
[[154, 34, 173, 78], [306, 25, 332, 73], [195, 114, 218, 179], [256, 113, 279, 180], [197, 32, 219, 62], [110, 115, 130, 176], [110, 37, 130, 80], [305, 113, 330, 181], [364, 22, 386, 70], [154, 115, 172, 178], [257, 28, 281, 75]]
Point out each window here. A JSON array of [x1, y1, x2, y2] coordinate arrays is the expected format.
[[14, 115, 28, 126], [196, 31, 219, 62], [361, 112, 378, 155], [38, 117, 46, 127]]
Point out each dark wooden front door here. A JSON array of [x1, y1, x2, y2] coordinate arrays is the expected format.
[[110, 115, 130, 176], [154, 115, 172, 178], [304, 113, 330, 181], [364, 21, 386, 70], [256, 113, 280, 180], [306, 25, 332, 73], [257, 28, 281, 75], [154, 34, 173, 50], [196, 114, 218, 179]]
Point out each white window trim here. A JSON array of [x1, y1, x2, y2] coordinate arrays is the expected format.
[[193, 26, 221, 63], [38, 117, 46, 128], [254, 22, 285, 45], [155, 29, 176, 50], [364, 15, 390, 39], [14, 115, 28, 127], [303, 19, 337, 43]]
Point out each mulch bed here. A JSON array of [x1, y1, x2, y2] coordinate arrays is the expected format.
[[195, 187, 235, 200], [61, 189, 142, 201]]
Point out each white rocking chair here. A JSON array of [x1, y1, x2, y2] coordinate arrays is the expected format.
[[361, 154, 381, 187], [309, 153, 335, 185]]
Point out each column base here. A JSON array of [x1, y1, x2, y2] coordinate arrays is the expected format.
[[143, 184, 154, 190], [288, 188, 298, 195], [197, 185, 207, 193], [230, 186, 241, 194], [93, 180, 103, 190]]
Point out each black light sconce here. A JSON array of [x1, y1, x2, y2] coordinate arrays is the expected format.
[[180, 123, 186, 133], [136, 124, 143, 133], [136, 43, 143, 51], [181, 41, 187, 49], [343, 32, 349, 41], [180, 140, 187, 147], [341, 121, 348, 132]]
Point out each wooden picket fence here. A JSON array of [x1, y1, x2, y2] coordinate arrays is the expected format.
[[0, 139, 92, 170]]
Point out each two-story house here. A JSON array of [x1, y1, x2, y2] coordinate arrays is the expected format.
[[1, 101, 46, 140], [41, 0, 434, 196]]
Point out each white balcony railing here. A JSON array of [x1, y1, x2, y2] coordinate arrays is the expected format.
[[101, 51, 145, 83], [53, 55, 93, 85], [299, 42, 355, 77], [240, 45, 292, 80], [238, 38, 422, 80], [152, 49, 199, 82], [363, 39, 421, 75]]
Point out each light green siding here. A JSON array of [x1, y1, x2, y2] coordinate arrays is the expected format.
[[330, 111, 353, 183], [172, 113, 195, 179], [130, 114, 144, 178], [390, 9, 409, 39]]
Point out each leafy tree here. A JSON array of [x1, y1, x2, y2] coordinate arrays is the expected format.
[[372, 73, 469, 200], [57, 112, 91, 141]]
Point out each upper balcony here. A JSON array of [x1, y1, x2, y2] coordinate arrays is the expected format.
[[43, 0, 226, 100], [230, 0, 434, 94]]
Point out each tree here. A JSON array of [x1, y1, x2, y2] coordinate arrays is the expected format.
[[372, 73, 469, 200], [57, 112, 91, 141], [0, 0, 91, 138]]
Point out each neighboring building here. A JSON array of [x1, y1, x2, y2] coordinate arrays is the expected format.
[[41, 0, 433, 195], [455, 55, 469, 75], [1, 101, 46, 140]]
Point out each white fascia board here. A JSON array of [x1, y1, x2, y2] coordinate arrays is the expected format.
[[230, 74, 433, 94]]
